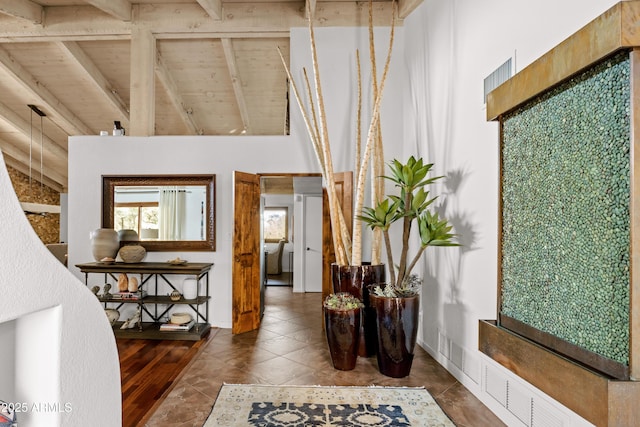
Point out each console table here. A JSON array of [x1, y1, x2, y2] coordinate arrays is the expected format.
[[76, 262, 212, 341]]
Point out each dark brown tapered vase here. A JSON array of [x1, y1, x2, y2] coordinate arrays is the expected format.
[[369, 293, 419, 378], [331, 263, 385, 357], [324, 306, 362, 370]]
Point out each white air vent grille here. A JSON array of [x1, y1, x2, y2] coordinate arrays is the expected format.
[[438, 330, 450, 359], [531, 397, 565, 427], [484, 58, 512, 103], [450, 341, 464, 370], [485, 365, 508, 406], [508, 381, 532, 426], [462, 352, 481, 384]]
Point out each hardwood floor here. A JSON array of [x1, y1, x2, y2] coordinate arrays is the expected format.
[[120, 286, 505, 427], [118, 337, 208, 426]]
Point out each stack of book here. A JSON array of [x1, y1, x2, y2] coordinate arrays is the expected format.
[[111, 290, 147, 300], [159, 319, 195, 332]]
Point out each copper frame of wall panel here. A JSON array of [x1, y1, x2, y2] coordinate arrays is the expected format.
[[479, 321, 640, 427], [495, 49, 633, 380], [483, 1, 640, 423], [487, 1, 640, 122]]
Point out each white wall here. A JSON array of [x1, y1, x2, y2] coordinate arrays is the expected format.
[[403, 1, 619, 425], [68, 26, 406, 329], [0, 153, 120, 427]]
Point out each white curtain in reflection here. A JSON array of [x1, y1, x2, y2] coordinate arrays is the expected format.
[[159, 187, 186, 240]]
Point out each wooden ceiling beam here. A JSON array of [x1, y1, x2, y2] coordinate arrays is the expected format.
[[0, 3, 402, 41], [305, 0, 317, 19], [155, 53, 202, 135], [221, 38, 251, 134], [0, 46, 94, 136], [196, 0, 222, 20], [397, 0, 422, 19], [0, 101, 69, 164], [0, 0, 42, 24], [84, 0, 131, 21], [56, 41, 130, 127], [129, 25, 156, 136]]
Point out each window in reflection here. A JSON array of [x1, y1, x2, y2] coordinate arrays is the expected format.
[[114, 186, 206, 241]]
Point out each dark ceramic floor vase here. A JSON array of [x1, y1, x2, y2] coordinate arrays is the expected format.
[[330, 263, 385, 357], [369, 293, 419, 378], [323, 306, 362, 370]]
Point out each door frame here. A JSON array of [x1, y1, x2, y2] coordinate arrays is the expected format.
[[232, 172, 322, 333]]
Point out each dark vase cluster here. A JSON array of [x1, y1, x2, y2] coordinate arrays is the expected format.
[[325, 263, 419, 377]]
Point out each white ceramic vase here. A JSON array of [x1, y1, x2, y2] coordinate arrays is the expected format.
[[90, 228, 120, 262], [183, 278, 198, 300]]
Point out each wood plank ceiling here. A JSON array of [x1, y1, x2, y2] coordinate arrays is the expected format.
[[0, 0, 418, 192]]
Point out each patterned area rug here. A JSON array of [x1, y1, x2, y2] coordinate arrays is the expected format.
[[203, 384, 455, 426]]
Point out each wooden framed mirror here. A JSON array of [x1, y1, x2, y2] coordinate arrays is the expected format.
[[102, 175, 216, 251]]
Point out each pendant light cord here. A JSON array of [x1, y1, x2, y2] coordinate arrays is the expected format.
[[29, 108, 33, 196], [27, 104, 46, 197], [40, 113, 44, 196]]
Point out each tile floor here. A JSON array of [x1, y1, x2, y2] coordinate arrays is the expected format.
[[145, 286, 505, 427]]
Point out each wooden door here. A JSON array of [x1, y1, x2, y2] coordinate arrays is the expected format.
[[232, 171, 261, 334], [322, 172, 353, 301]]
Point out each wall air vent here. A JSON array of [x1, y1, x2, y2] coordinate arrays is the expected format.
[[484, 365, 508, 407], [484, 58, 513, 103]]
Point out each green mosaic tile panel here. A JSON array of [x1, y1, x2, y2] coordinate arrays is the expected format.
[[501, 52, 631, 365]]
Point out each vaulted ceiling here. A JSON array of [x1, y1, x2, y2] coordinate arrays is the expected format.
[[0, 0, 417, 192]]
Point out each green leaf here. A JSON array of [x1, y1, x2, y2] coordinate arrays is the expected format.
[[417, 210, 461, 248]]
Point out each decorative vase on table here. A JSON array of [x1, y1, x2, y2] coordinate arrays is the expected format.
[[118, 244, 146, 263], [331, 263, 385, 357], [323, 293, 363, 371], [183, 278, 198, 300], [90, 228, 120, 262], [369, 293, 420, 378], [117, 229, 139, 243]]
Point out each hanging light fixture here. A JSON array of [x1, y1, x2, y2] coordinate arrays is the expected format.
[[21, 104, 60, 215], [27, 104, 46, 196]]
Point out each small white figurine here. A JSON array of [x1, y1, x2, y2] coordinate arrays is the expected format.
[[120, 308, 141, 329], [105, 309, 120, 325]]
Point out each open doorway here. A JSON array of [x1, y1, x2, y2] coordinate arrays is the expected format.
[[232, 171, 352, 334], [260, 174, 322, 292]]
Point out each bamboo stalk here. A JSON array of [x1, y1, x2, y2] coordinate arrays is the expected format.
[[352, 0, 397, 266], [373, 1, 396, 267], [307, 6, 351, 265], [303, 68, 323, 167], [369, 0, 385, 266], [278, 46, 347, 264], [279, 2, 397, 268], [355, 49, 362, 188]]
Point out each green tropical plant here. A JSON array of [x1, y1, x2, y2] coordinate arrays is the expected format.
[[359, 156, 460, 297], [323, 292, 365, 310]]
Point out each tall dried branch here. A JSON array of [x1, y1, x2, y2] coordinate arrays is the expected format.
[[351, 0, 397, 266]]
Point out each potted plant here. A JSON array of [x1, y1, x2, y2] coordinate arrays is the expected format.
[[359, 156, 460, 377], [323, 293, 365, 370], [279, 1, 397, 357]]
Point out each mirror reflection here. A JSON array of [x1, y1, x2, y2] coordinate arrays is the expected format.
[[114, 185, 207, 241], [102, 175, 216, 251]]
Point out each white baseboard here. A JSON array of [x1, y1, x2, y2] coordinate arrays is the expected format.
[[417, 334, 594, 427]]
